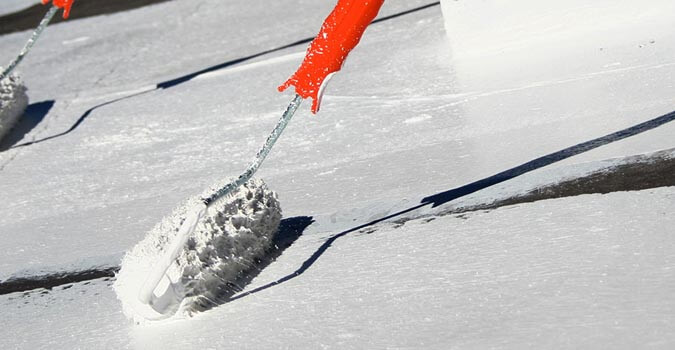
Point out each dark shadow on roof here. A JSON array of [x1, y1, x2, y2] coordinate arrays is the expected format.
[[0, 100, 54, 151]]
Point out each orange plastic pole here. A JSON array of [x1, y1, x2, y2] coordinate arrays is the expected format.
[[41, 0, 75, 19], [278, 0, 385, 113]]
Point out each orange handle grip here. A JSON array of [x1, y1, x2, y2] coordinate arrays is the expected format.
[[278, 0, 385, 113], [42, 0, 75, 19]]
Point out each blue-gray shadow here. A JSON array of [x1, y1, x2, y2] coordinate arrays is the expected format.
[[226, 109, 675, 303], [193, 216, 314, 312], [12, 89, 153, 148], [0, 100, 54, 151], [422, 110, 675, 207]]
